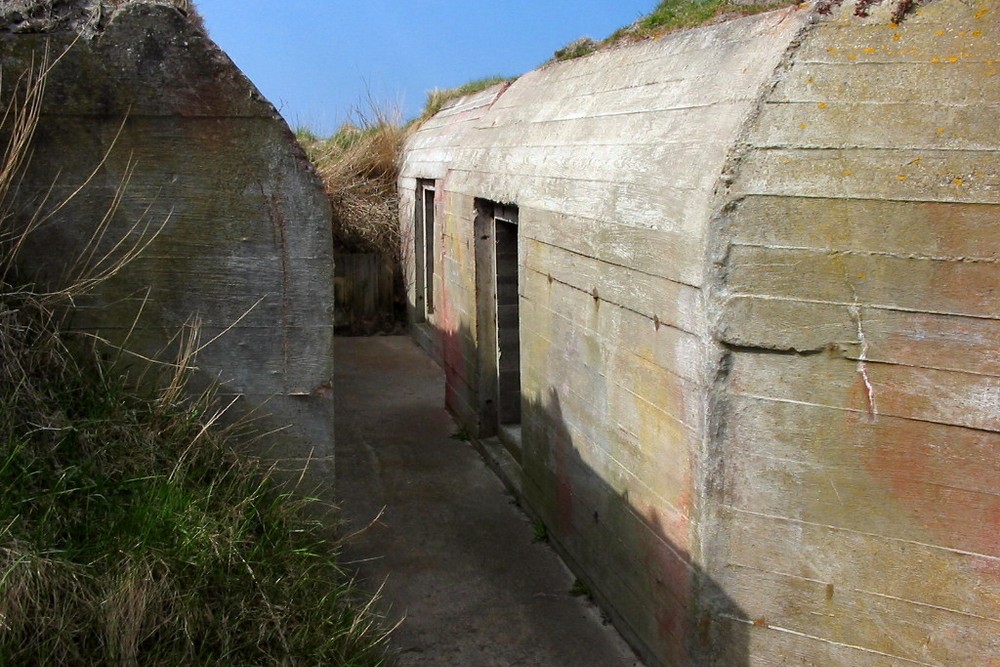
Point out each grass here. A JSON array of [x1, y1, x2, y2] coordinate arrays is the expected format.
[[0, 299, 393, 666], [305, 105, 408, 258], [553, 38, 599, 62], [418, 76, 515, 122], [553, 0, 800, 61], [531, 519, 549, 543], [1, 45, 392, 667], [569, 578, 592, 598], [294, 124, 322, 148]]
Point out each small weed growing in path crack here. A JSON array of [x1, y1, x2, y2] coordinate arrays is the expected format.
[[570, 578, 592, 598], [532, 518, 549, 543]]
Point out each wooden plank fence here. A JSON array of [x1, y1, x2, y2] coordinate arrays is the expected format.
[[333, 253, 398, 334]]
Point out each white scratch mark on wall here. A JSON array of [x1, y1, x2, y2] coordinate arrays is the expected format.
[[849, 290, 878, 421]]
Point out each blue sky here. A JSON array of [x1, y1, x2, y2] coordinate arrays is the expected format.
[[194, 1, 658, 136]]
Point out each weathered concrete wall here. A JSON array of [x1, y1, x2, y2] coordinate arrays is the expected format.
[[401, 7, 811, 665], [1, 2, 335, 485], [401, 1, 1000, 666], [711, 1, 1000, 663]]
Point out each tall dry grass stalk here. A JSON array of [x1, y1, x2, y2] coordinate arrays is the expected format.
[[1, 42, 163, 307], [0, 46, 48, 285]]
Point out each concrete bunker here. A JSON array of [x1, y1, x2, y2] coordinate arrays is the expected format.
[[0, 0, 335, 486], [401, 1, 1000, 665]]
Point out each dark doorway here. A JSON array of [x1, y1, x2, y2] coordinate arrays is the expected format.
[[475, 200, 521, 453], [494, 213, 520, 425], [414, 179, 435, 322]]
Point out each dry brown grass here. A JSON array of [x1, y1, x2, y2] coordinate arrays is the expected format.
[[307, 107, 408, 259]]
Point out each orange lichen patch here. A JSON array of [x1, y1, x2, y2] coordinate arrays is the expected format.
[[892, 33, 902, 41], [936, 127, 946, 134], [864, 47, 877, 54], [972, 30, 983, 38], [954, 177, 965, 187], [898, 175, 908, 181], [817, 101, 828, 109], [847, 53, 858, 61], [950, 56, 960, 63], [931, 56, 941, 62], [936, 29, 946, 36], [827, 46, 838, 54], [842, 170, 853, 177], [974, 7, 990, 19], [799, 122, 808, 129]]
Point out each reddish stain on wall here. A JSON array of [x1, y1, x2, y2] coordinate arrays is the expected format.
[[552, 420, 575, 536], [643, 506, 694, 666], [848, 373, 1000, 578]]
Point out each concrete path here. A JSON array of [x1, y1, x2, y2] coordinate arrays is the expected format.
[[334, 336, 643, 667]]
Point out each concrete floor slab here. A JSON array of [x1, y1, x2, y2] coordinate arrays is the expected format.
[[334, 336, 644, 667]]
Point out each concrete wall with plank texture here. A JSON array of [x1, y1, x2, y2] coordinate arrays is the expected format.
[[712, 1, 1000, 664], [1, 2, 335, 486], [402, 7, 811, 666], [401, 1, 998, 665]]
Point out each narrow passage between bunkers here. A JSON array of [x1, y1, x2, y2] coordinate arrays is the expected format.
[[334, 336, 643, 667]]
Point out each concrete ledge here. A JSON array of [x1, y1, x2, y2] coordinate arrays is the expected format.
[[472, 435, 524, 499]]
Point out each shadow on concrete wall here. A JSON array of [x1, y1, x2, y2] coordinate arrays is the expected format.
[[435, 322, 748, 667]]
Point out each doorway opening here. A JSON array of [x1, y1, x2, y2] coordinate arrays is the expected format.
[[414, 179, 435, 322], [475, 200, 521, 455]]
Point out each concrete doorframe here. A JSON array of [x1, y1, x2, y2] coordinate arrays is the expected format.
[[474, 199, 522, 458]]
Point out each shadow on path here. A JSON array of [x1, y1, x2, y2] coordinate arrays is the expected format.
[[334, 336, 643, 667]]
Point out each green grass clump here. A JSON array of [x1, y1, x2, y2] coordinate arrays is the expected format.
[[619, 0, 799, 40], [569, 578, 592, 598], [553, 38, 598, 62], [0, 283, 392, 667], [531, 518, 549, 543], [419, 75, 515, 122], [294, 124, 323, 148], [553, 0, 799, 61], [637, 0, 729, 31]]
